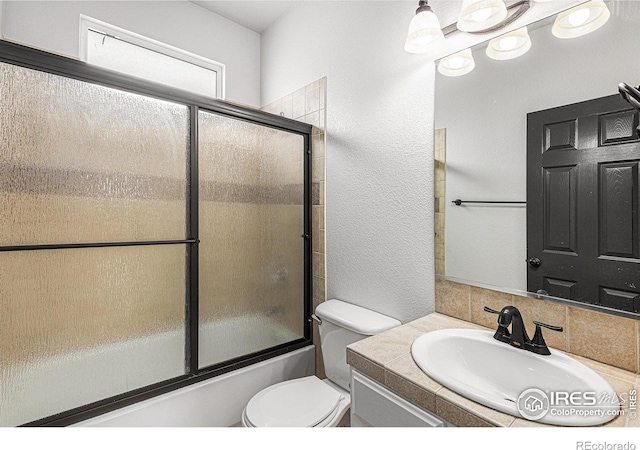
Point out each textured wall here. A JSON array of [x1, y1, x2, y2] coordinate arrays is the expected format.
[[262, 2, 435, 323], [435, 8, 640, 292], [1, 1, 261, 107]]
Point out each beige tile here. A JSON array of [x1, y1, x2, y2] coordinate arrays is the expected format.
[[435, 279, 471, 321], [306, 79, 320, 90], [312, 182, 321, 205], [469, 286, 512, 330], [435, 397, 494, 427], [435, 164, 445, 182], [312, 133, 325, 159], [313, 276, 325, 304], [572, 354, 638, 385], [280, 94, 293, 119], [312, 156, 324, 182], [510, 418, 554, 427], [568, 307, 638, 372], [313, 229, 324, 254], [407, 312, 487, 334], [312, 252, 325, 280], [513, 295, 568, 352], [437, 388, 515, 427], [435, 259, 445, 276], [385, 354, 442, 396], [385, 369, 437, 413], [435, 238, 444, 260], [312, 205, 324, 231], [348, 325, 424, 367], [312, 289, 324, 313], [318, 78, 326, 110], [304, 111, 320, 128], [346, 348, 385, 384], [292, 90, 305, 119], [435, 180, 445, 198], [435, 212, 444, 231], [318, 181, 325, 206], [305, 87, 320, 114]]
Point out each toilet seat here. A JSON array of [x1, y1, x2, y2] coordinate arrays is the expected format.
[[243, 376, 346, 427]]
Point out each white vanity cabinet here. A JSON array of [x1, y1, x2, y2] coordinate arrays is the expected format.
[[350, 370, 451, 427]]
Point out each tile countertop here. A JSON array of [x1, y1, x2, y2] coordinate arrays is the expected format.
[[346, 312, 640, 427]]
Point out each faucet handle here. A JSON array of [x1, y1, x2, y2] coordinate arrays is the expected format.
[[533, 321, 563, 332], [528, 321, 563, 356], [483, 306, 501, 314]]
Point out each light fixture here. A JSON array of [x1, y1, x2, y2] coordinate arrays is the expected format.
[[552, 0, 610, 39], [438, 49, 476, 77], [405, 0, 445, 53], [457, 0, 508, 32], [486, 26, 532, 60]]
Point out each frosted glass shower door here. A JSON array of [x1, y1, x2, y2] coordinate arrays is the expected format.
[[0, 62, 189, 426], [198, 111, 306, 368]]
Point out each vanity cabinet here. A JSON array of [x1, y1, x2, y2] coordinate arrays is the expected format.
[[350, 370, 451, 427]]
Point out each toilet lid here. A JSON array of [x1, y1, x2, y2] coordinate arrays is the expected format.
[[245, 376, 342, 427]]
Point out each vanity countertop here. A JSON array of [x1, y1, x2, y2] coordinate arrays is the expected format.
[[346, 312, 640, 427]]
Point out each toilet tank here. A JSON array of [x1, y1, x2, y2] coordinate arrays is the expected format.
[[315, 300, 401, 392]]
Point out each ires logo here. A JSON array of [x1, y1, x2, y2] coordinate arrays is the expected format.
[[549, 391, 598, 406]]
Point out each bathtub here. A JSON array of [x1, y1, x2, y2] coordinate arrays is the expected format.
[[1, 314, 313, 427]]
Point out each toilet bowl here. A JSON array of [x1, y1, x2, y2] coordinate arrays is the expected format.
[[241, 299, 401, 427], [241, 376, 350, 427]]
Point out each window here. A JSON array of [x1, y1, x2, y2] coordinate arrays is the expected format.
[[80, 16, 224, 99]]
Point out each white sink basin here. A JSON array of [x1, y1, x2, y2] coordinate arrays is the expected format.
[[411, 329, 620, 426]]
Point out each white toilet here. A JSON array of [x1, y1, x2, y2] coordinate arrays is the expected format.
[[241, 299, 401, 427]]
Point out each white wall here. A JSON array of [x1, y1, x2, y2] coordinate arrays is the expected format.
[[262, 1, 435, 323], [1, 1, 260, 106], [435, 4, 640, 291]]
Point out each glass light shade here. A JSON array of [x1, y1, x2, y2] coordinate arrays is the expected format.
[[552, 0, 610, 39], [438, 49, 476, 77], [486, 26, 532, 60], [405, 8, 445, 53], [457, 0, 508, 32]]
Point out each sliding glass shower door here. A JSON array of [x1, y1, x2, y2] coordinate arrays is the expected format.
[[0, 40, 311, 426], [198, 112, 306, 368]]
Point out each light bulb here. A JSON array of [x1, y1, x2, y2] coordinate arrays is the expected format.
[[568, 8, 590, 26], [486, 26, 531, 60], [499, 36, 519, 51], [552, 0, 610, 39], [438, 49, 475, 77], [471, 8, 493, 23]]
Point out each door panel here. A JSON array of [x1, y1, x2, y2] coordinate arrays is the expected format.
[[528, 95, 640, 313]]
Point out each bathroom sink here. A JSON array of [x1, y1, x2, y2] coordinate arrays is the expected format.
[[411, 329, 620, 426]]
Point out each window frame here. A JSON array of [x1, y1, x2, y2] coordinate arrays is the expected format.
[[79, 15, 225, 100], [0, 38, 311, 427]]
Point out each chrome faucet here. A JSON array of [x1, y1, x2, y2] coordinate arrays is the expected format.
[[483, 305, 563, 356]]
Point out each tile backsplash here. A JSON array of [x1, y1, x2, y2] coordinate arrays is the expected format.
[[435, 277, 640, 374]]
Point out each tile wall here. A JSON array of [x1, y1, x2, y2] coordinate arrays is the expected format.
[[435, 277, 640, 373]]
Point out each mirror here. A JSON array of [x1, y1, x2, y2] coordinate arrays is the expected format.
[[434, 1, 640, 315]]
